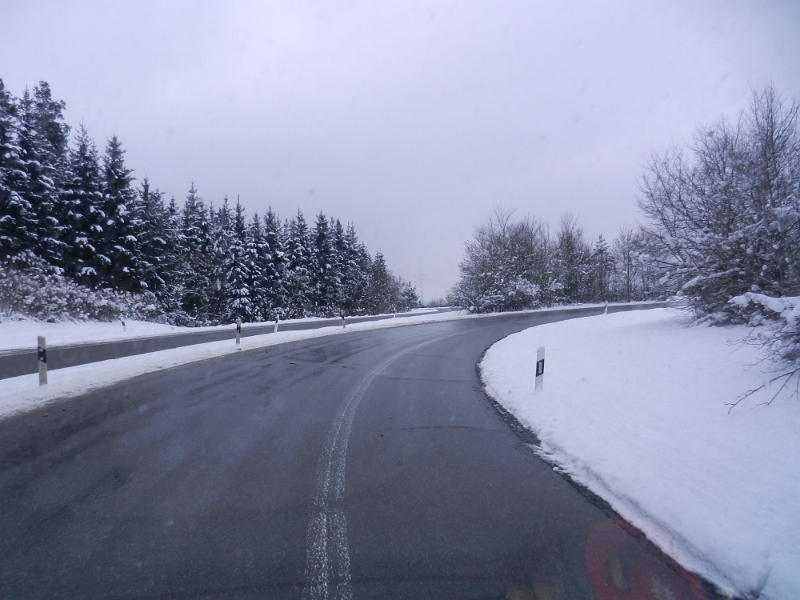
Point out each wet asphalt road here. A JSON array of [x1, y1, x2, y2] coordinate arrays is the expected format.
[[0, 309, 457, 380], [0, 307, 719, 599]]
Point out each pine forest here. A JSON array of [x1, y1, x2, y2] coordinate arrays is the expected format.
[[0, 80, 418, 325]]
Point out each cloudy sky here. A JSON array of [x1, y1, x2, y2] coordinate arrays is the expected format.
[[1, 1, 798, 300]]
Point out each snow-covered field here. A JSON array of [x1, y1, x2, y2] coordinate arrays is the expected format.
[[480, 308, 799, 600]]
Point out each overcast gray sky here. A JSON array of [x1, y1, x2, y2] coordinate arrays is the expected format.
[[1, 1, 798, 300]]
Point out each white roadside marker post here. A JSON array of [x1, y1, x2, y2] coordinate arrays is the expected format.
[[236, 318, 242, 346], [274, 317, 279, 333], [535, 346, 545, 392], [37, 336, 47, 386], [122, 319, 126, 332], [341, 312, 346, 328]]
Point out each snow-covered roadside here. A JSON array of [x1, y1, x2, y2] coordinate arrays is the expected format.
[[479, 308, 799, 600], [0, 309, 466, 422], [0, 308, 444, 353]]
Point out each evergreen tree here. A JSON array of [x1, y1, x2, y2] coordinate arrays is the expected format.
[[61, 124, 104, 284], [158, 195, 189, 321], [225, 197, 253, 322], [180, 184, 213, 323], [590, 234, 613, 302], [246, 212, 267, 320], [329, 218, 347, 311], [284, 210, 313, 317], [367, 250, 397, 314], [340, 223, 371, 315], [136, 178, 174, 298], [16, 83, 70, 267], [0, 79, 37, 262], [1, 78, 418, 325], [101, 135, 144, 291], [311, 212, 341, 315], [261, 208, 286, 319], [208, 196, 233, 321]]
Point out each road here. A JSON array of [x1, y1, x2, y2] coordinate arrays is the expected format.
[[0, 309, 457, 380], [0, 306, 720, 599]]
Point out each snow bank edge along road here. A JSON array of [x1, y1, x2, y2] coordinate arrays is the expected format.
[[479, 308, 800, 600]]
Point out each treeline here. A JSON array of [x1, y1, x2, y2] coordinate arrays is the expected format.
[[452, 86, 800, 369], [0, 79, 417, 325], [449, 209, 662, 313]]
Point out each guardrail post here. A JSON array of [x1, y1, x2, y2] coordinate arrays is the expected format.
[[535, 346, 545, 392], [37, 336, 47, 386], [236, 319, 242, 345]]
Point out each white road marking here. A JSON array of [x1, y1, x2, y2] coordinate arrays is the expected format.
[[302, 332, 463, 599]]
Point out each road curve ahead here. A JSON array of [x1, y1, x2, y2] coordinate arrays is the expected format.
[[0, 307, 721, 600]]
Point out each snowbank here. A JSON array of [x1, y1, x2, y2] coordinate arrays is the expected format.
[[480, 308, 799, 599]]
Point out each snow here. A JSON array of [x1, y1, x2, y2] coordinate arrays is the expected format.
[[0, 319, 186, 353], [479, 308, 800, 600], [730, 292, 800, 324]]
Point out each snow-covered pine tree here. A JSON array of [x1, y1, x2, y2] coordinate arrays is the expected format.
[[16, 83, 70, 268], [157, 195, 189, 323], [246, 211, 267, 320], [367, 250, 397, 314], [340, 222, 371, 315], [284, 210, 313, 317], [590, 234, 613, 302], [207, 196, 233, 322], [261, 208, 286, 319], [180, 184, 214, 324], [329, 218, 347, 312], [311, 212, 341, 315], [136, 178, 174, 298], [0, 79, 37, 262], [61, 124, 104, 285], [100, 135, 145, 291], [224, 197, 253, 322]]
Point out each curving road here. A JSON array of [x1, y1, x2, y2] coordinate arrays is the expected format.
[[0, 306, 721, 599]]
